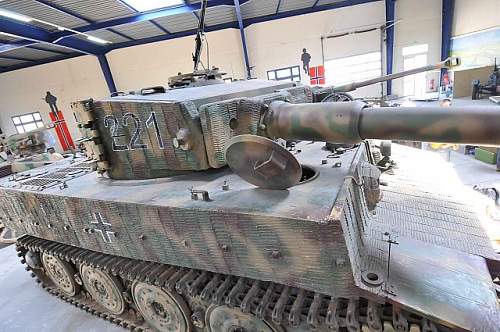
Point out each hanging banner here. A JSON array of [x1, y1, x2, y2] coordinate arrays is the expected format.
[[49, 111, 75, 151]]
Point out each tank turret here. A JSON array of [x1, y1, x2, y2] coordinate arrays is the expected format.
[[73, 78, 499, 181]]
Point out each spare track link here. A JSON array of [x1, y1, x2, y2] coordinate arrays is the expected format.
[[16, 235, 451, 332]]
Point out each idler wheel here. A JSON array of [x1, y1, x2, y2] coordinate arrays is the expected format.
[[41, 253, 80, 297], [206, 305, 282, 332], [132, 281, 192, 332], [80, 264, 126, 315]]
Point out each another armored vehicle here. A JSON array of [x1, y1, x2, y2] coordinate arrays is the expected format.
[[1, 77, 500, 332], [472, 58, 500, 100]]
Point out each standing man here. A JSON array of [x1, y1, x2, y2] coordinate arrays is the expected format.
[[44, 91, 59, 116], [301, 48, 311, 76]]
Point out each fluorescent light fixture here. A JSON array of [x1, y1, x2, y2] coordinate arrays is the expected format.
[[0, 31, 20, 38], [0, 9, 32, 23], [121, 0, 184, 12], [87, 35, 111, 44]]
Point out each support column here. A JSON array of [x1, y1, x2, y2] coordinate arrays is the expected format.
[[97, 54, 117, 95], [441, 0, 454, 61], [385, 0, 395, 96], [441, 0, 455, 87], [234, 0, 252, 79]]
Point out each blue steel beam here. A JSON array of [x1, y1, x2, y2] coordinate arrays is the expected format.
[[27, 44, 69, 56], [150, 20, 171, 34], [97, 54, 117, 94], [0, 40, 37, 53], [34, 0, 135, 41], [0, 18, 104, 55], [33, 0, 90, 23], [276, 0, 282, 15], [0, 52, 83, 73], [244, 0, 382, 27], [234, 0, 252, 79], [105, 21, 238, 52], [385, 0, 395, 95], [0, 54, 35, 62], [53, 0, 248, 40]]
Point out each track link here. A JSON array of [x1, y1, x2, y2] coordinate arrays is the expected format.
[[16, 235, 451, 332]]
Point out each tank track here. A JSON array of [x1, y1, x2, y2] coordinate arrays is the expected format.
[[16, 235, 451, 332]]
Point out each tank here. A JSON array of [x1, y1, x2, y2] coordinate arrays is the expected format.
[[314, 57, 459, 102], [1, 80, 499, 332]]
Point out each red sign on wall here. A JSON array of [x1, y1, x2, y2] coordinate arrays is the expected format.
[[49, 111, 75, 152], [310, 65, 325, 85]]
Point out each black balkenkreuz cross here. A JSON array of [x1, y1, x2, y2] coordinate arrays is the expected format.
[[91, 212, 115, 243]]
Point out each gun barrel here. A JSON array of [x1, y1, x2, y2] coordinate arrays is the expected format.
[[264, 101, 500, 146], [332, 57, 457, 93]]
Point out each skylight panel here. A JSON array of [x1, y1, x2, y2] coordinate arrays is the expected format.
[[121, 0, 185, 12]]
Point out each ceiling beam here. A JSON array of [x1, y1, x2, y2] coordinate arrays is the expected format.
[[244, 0, 382, 27], [53, 0, 247, 40], [0, 40, 38, 53], [0, 52, 83, 73], [234, 0, 251, 79], [27, 44, 69, 55], [0, 54, 35, 62], [150, 20, 171, 34], [0, 18, 104, 55], [104, 21, 238, 52], [33, 0, 135, 42], [33, 0, 91, 23]]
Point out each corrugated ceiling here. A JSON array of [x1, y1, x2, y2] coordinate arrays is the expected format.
[[0, 0, 380, 72]]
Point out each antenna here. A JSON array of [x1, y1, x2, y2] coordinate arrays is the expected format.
[[193, 0, 209, 72]]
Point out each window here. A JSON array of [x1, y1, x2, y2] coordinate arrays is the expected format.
[[267, 66, 301, 82], [402, 44, 428, 97], [324, 52, 381, 87], [120, 0, 183, 12], [12, 112, 44, 134]]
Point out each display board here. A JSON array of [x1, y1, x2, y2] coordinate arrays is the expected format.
[[451, 27, 500, 69]]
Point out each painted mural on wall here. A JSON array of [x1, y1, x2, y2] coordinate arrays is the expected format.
[[44, 91, 59, 116], [301, 48, 311, 76], [451, 27, 500, 69]]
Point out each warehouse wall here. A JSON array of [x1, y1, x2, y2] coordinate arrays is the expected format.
[[0, 56, 109, 144], [453, 0, 500, 36], [246, 1, 385, 98], [451, 0, 500, 69], [391, 0, 442, 97], [0, 28, 245, 143], [0, 0, 450, 148], [107, 28, 246, 92]]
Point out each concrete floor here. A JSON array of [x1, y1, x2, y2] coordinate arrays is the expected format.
[[0, 245, 125, 332]]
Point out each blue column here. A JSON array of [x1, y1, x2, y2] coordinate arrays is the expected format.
[[234, 0, 252, 79], [385, 0, 395, 96], [97, 54, 117, 94], [441, 0, 455, 87]]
